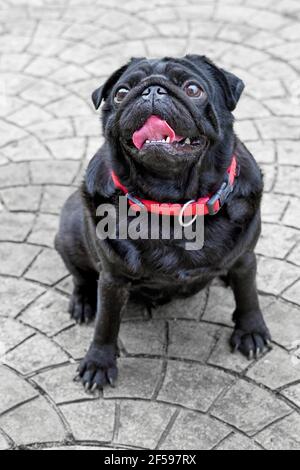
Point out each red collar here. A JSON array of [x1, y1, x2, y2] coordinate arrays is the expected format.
[[111, 155, 239, 217]]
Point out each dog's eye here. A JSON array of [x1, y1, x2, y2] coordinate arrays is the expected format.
[[183, 82, 204, 98], [114, 87, 129, 104]]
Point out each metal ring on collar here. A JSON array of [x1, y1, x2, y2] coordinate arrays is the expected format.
[[178, 200, 197, 227]]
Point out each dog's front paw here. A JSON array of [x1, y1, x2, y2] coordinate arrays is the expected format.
[[230, 310, 272, 359], [77, 344, 118, 392]]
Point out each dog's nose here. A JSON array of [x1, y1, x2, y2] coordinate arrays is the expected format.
[[142, 86, 168, 100]]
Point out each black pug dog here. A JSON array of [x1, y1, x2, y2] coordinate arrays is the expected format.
[[55, 55, 271, 391]]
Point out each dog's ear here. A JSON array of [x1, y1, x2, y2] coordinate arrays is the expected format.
[[217, 68, 245, 111], [185, 55, 245, 111], [92, 64, 129, 110], [91, 57, 145, 110]]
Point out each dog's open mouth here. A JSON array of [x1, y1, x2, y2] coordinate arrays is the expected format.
[[128, 115, 208, 155]]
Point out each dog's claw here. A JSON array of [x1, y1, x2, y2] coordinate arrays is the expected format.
[[107, 367, 118, 387], [84, 382, 91, 392], [108, 377, 116, 387], [91, 383, 98, 393], [248, 350, 254, 361]]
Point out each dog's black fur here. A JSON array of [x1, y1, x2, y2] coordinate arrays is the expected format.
[[55, 55, 271, 390]]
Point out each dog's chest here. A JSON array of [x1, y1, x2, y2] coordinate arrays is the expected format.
[[129, 244, 220, 304], [126, 237, 226, 283], [99, 207, 236, 290]]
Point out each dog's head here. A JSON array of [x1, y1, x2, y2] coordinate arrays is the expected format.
[[92, 55, 244, 174]]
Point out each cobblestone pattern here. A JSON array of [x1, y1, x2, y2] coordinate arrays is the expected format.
[[0, 0, 300, 451]]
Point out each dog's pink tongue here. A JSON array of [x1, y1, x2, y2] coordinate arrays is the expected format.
[[132, 115, 182, 150]]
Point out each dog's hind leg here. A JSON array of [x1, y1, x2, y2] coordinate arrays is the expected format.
[[68, 277, 98, 324], [55, 233, 98, 324], [54, 191, 99, 325]]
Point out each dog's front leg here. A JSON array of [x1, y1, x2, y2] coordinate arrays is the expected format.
[[228, 251, 271, 359], [78, 272, 130, 391]]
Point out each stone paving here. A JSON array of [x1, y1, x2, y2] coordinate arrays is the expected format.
[[0, 0, 300, 451]]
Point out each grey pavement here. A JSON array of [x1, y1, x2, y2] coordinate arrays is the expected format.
[[0, 0, 300, 451]]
